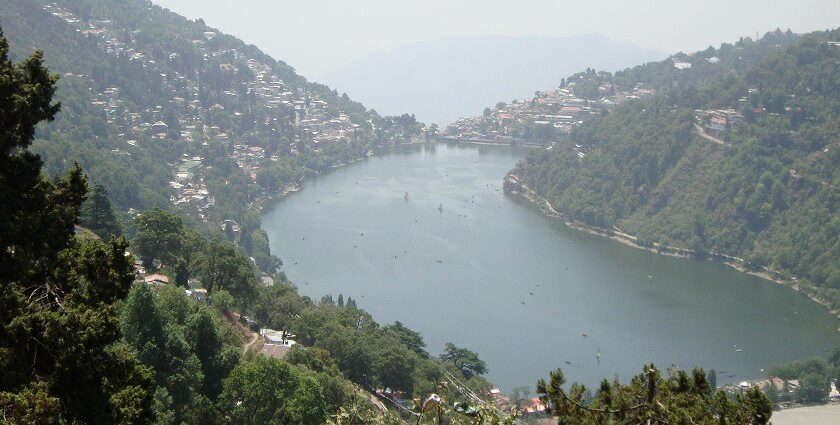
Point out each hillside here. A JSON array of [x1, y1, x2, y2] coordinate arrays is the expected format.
[[0, 1, 787, 423], [445, 30, 801, 145], [506, 28, 840, 310], [321, 34, 663, 126], [0, 0, 428, 230], [0, 2, 497, 423]]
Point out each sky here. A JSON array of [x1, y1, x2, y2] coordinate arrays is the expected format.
[[153, 0, 840, 78]]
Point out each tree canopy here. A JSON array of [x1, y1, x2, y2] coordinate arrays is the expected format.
[[0, 28, 154, 423]]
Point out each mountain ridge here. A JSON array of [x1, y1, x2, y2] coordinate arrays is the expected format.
[[319, 33, 665, 125]]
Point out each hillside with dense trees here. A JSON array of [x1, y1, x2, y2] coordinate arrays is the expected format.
[[510, 28, 840, 310], [0, 0, 428, 231], [0, 3, 780, 423]]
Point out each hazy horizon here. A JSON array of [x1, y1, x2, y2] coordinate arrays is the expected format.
[[153, 0, 840, 78], [320, 34, 665, 124]]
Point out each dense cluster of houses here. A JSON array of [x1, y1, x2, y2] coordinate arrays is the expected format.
[[695, 108, 744, 141], [486, 388, 547, 417], [724, 377, 840, 408], [42, 2, 384, 224], [168, 155, 215, 219], [443, 84, 655, 145]]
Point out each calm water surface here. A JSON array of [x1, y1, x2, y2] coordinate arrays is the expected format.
[[262, 143, 840, 392]]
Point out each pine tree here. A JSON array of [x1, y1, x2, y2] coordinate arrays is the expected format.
[[186, 306, 240, 400], [81, 183, 121, 238], [0, 29, 153, 423], [707, 369, 717, 391]]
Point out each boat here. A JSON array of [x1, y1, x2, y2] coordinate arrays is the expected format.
[[404, 191, 409, 200], [438, 203, 443, 213]]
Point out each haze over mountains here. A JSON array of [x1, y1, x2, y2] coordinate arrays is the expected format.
[[320, 34, 664, 125]]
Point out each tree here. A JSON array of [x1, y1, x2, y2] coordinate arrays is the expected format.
[[218, 357, 327, 425], [212, 289, 235, 313], [374, 336, 418, 394], [796, 372, 829, 404], [765, 383, 780, 404], [384, 321, 428, 358], [250, 229, 281, 274], [81, 184, 121, 238], [134, 209, 184, 268], [707, 369, 717, 391], [537, 365, 772, 424], [0, 30, 153, 423], [828, 347, 840, 369], [510, 386, 532, 412], [186, 306, 239, 400], [193, 238, 256, 301], [121, 285, 203, 419], [440, 343, 487, 379]]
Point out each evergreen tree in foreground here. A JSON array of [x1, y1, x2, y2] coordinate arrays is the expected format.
[[0, 28, 153, 423], [537, 366, 772, 424]]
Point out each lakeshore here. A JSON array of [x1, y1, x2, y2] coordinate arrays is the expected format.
[[503, 173, 840, 323], [262, 142, 840, 391]]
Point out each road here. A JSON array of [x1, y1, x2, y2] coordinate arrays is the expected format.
[[242, 331, 259, 354], [772, 403, 840, 425], [694, 123, 731, 147]]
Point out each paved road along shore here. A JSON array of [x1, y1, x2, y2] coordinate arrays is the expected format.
[[772, 404, 840, 425]]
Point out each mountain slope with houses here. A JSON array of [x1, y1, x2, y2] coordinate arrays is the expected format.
[[503, 28, 840, 312], [0, 0, 428, 229]]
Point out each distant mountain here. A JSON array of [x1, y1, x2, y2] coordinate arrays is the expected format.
[[319, 34, 665, 125]]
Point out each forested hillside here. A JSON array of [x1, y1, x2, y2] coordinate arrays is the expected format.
[[510, 28, 840, 309], [0, 0, 427, 230], [0, 21, 502, 424], [0, 1, 783, 422]]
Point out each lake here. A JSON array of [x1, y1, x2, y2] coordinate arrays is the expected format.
[[262, 143, 840, 392]]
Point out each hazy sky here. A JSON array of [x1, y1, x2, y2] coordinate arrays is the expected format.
[[154, 0, 840, 78]]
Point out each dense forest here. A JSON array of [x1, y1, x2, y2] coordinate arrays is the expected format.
[[511, 28, 840, 310]]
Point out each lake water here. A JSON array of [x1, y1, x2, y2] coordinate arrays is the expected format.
[[262, 143, 840, 392]]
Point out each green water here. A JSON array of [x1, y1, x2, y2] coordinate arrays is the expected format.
[[262, 143, 840, 391]]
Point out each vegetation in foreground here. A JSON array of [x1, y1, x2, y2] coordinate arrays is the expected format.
[[0, 14, 776, 425]]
